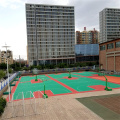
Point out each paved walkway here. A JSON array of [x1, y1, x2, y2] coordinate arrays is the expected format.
[[1, 89, 120, 120]]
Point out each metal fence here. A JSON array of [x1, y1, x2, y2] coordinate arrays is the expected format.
[[20, 66, 95, 74], [0, 73, 18, 91]]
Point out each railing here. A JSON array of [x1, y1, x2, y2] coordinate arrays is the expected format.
[[21, 66, 95, 74], [0, 72, 19, 91]]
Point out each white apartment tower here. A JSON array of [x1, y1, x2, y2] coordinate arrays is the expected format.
[[99, 8, 120, 43], [26, 4, 75, 65]]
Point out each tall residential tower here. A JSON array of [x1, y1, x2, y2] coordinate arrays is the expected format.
[[0, 50, 13, 64], [76, 27, 99, 44], [26, 4, 75, 65], [99, 8, 120, 43]]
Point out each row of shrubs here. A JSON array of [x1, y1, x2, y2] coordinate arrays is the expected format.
[[0, 97, 6, 116], [22, 61, 99, 71]]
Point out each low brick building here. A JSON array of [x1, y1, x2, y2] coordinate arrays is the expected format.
[[99, 38, 120, 72]]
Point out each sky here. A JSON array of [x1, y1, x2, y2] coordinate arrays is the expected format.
[[0, 0, 120, 60]]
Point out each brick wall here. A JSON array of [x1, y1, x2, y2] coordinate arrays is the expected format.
[[107, 57, 114, 71], [116, 56, 120, 71], [99, 50, 106, 70], [99, 38, 120, 72]]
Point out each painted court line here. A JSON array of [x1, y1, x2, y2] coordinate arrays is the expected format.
[[7, 73, 120, 101], [72, 74, 85, 77], [45, 74, 79, 93]]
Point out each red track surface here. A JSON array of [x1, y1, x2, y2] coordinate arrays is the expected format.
[[89, 85, 106, 91], [63, 77, 78, 80], [29, 75, 36, 77], [88, 74, 120, 84], [31, 79, 43, 83], [34, 90, 54, 98], [6, 77, 21, 102]]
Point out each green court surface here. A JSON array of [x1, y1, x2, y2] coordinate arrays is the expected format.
[[13, 72, 120, 100], [57, 77, 120, 92], [48, 73, 81, 79], [38, 75, 51, 80], [14, 80, 71, 100], [20, 75, 51, 82], [72, 72, 98, 76], [20, 76, 31, 82]]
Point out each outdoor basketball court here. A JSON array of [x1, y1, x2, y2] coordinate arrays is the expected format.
[[7, 71, 120, 101]]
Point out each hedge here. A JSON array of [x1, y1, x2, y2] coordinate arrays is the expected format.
[[0, 97, 6, 116]]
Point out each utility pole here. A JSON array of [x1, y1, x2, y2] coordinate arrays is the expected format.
[[19, 55, 21, 68], [15, 58, 16, 70], [2, 44, 10, 102]]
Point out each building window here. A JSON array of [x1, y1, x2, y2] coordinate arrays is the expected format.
[[115, 41, 120, 48], [107, 43, 114, 49], [100, 45, 106, 51]]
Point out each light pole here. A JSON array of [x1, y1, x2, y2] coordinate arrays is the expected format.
[[15, 58, 16, 70], [2, 44, 11, 102]]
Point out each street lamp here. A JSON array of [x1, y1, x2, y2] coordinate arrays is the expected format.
[[15, 58, 16, 70], [2, 44, 10, 102]]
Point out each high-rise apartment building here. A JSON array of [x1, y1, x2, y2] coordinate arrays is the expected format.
[[0, 50, 1, 63], [0, 50, 13, 64], [99, 8, 120, 43], [76, 31, 81, 44], [26, 4, 75, 65], [76, 27, 99, 44]]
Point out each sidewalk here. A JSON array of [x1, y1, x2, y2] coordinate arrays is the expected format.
[[2, 89, 120, 120]]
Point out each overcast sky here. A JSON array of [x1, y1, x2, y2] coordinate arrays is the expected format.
[[0, 0, 120, 60]]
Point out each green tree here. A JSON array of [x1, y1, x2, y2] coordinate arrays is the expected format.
[[14, 67, 21, 71], [0, 63, 7, 70], [10, 62, 21, 70], [57, 63, 67, 68], [9, 68, 13, 73], [0, 70, 6, 81], [30, 65, 37, 70], [37, 65, 42, 70], [80, 62, 86, 67], [23, 66, 30, 71]]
